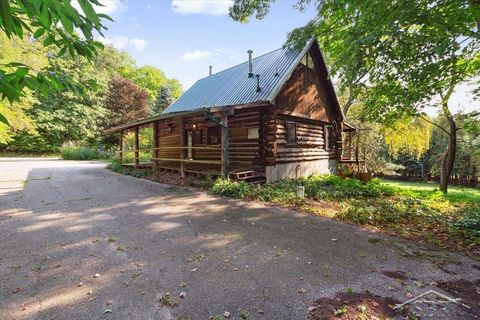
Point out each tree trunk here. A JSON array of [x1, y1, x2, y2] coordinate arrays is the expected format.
[[439, 115, 457, 192]]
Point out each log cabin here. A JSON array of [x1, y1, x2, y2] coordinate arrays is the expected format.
[[105, 38, 360, 183]]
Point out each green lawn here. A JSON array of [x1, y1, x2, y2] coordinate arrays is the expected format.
[[379, 178, 480, 204]]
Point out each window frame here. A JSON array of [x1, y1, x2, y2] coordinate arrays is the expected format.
[[286, 121, 297, 145]]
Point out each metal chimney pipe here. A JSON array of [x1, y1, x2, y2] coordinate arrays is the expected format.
[[247, 50, 253, 77], [256, 74, 261, 92], [209, 65, 212, 76]]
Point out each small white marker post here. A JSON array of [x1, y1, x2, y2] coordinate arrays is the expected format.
[[297, 186, 305, 198]]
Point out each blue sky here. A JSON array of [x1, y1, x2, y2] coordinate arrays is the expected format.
[[96, 0, 316, 89], [94, 0, 477, 115]]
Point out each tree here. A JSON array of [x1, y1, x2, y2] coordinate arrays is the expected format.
[[0, 0, 111, 125], [153, 86, 174, 114], [230, 0, 480, 192], [105, 76, 149, 128]]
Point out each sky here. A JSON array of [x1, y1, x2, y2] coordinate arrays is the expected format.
[[92, 0, 478, 116]]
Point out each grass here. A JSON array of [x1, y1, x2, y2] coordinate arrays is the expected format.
[[380, 178, 480, 204], [60, 146, 109, 160]]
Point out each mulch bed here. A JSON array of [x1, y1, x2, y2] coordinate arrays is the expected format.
[[143, 170, 204, 188], [308, 291, 409, 320]]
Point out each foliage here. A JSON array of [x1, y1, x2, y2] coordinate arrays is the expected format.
[[105, 76, 149, 128], [153, 85, 174, 114], [0, 31, 48, 142], [121, 128, 153, 163], [0, 0, 111, 124], [303, 175, 395, 200], [210, 178, 253, 198], [338, 197, 435, 225], [229, 0, 480, 192], [128, 65, 167, 103], [452, 206, 480, 241], [380, 179, 480, 205], [61, 145, 108, 160], [107, 161, 153, 178], [383, 116, 432, 157]]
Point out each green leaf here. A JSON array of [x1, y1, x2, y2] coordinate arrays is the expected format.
[[15, 67, 29, 78], [78, 0, 99, 24], [0, 112, 9, 126], [0, 0, 14, 36], [33, 28, 45, 38]]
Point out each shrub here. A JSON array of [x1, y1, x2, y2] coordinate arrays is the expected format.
[[304, 175, 395, 200], [253, 179, 303, 205], [210, 178, 253, 198], [451, 206, 480, 241], [106, 161, 151, 177], [202, 174, 215, 190], [61, 146, 109, 160]]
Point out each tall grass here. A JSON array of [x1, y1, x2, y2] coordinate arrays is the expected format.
[[60, 146, 109, 160]]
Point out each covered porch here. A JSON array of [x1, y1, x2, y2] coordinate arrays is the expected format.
[[105, 107, 266, 182]]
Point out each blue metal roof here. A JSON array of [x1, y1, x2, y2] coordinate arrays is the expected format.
[[163, 40, 313, 114]]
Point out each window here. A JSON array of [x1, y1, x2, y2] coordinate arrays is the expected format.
[[286, 122, 297, 144], [207, 126, 221, 145], [324, 125, 334, 151], [247, 127, 259, 139]]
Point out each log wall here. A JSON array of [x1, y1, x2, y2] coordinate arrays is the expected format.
[[275, 114, 335, 163], [275, 64, 334, 122]]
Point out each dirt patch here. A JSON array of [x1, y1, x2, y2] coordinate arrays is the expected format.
[[437, 279, 480, 318], [145, 170, 204, 188], [308, 291, 409, 320]]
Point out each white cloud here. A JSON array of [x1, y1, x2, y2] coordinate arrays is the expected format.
[[171, 0, 233, 16], [130, 38, 148, 51], [72, 0, 127, 17], [182, 50, 213, 61], [99, 36, 148, 52]]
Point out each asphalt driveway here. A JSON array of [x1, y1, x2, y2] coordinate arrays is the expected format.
[[0, 158, 478, 319]]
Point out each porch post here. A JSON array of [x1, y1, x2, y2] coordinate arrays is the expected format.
[[119, 130, 123, 164], [220, 111, 229, 179], [153, 121, 159, 168], [348, 131, 353, 160], [134, 126, 140, 167], [180, 117, 186, 178]]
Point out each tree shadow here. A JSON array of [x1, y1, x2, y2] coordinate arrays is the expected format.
[[0, 161, 478, 320]]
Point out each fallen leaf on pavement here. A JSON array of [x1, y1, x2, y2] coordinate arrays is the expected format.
[[224, 311, 230, 317], [103, 309, 112, 314], [180, 282, 187, 287], [93, 273, 100, 278], [179, 291, 186, 298], [106, 300, 113, 305], [298, 288, 307, 293], [13, 287, 21, 293]]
